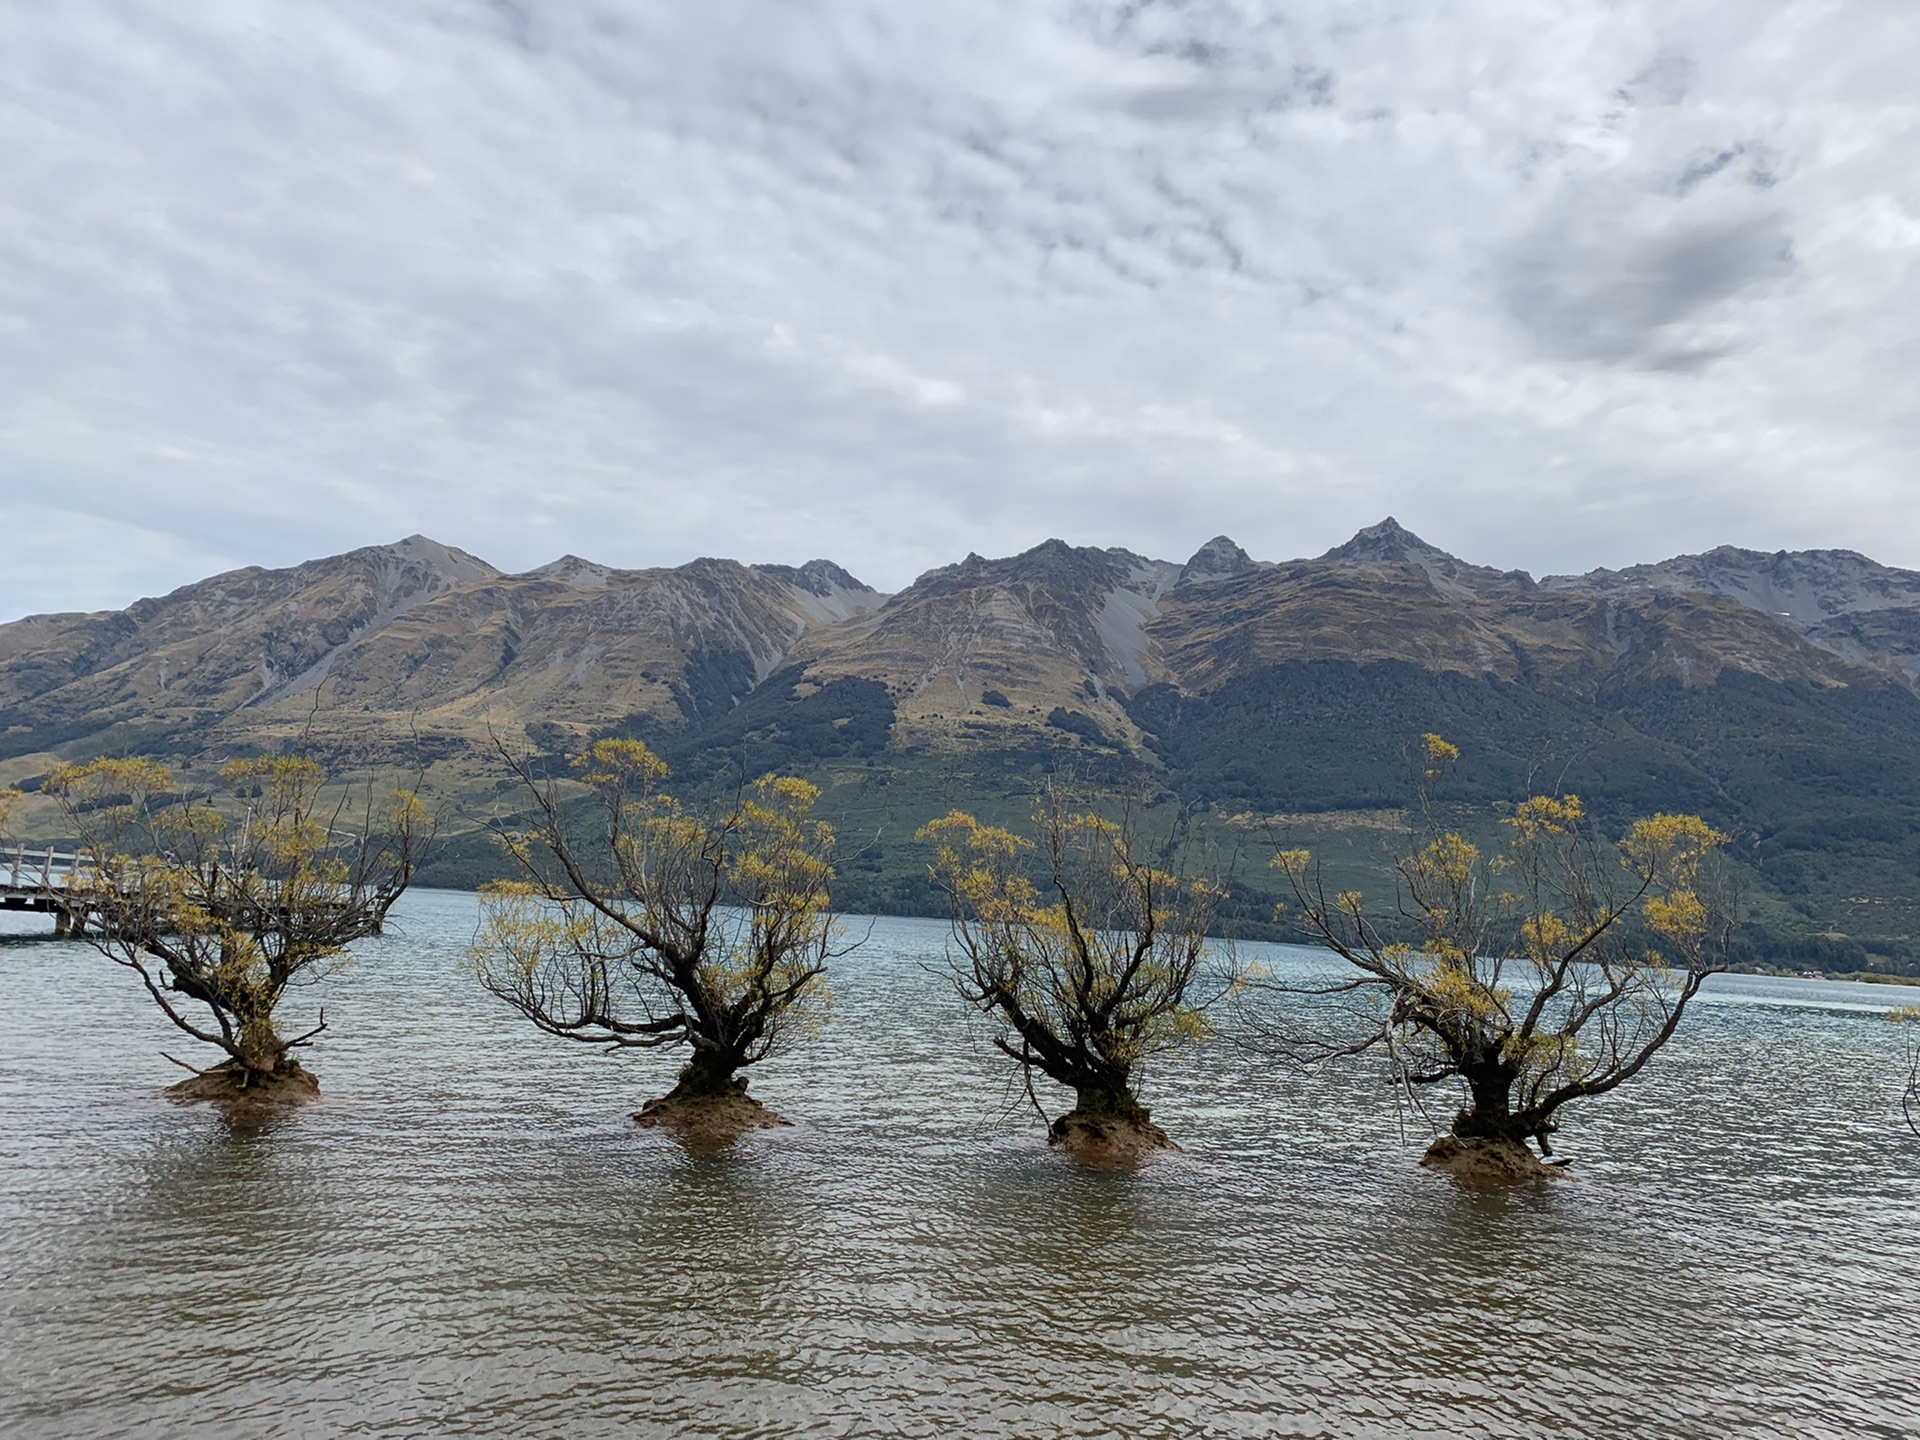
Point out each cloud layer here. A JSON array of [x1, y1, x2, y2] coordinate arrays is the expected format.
[[2, 1, 1916, 615]]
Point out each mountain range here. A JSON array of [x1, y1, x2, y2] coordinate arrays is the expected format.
[[5, 521, 1919, 971]]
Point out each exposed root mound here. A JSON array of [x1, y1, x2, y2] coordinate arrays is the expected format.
[[1421, 1134, 1571, 1184], [1049, 1109, 1178, 1165], [164, 1060, 320, 1111], [633, 1078, 791, 1147]]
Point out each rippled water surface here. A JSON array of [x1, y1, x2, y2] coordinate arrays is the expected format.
[[2, 890, 1917, 1438]]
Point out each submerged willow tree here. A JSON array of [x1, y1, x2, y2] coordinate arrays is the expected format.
[[1264, 736, 1732, 1179], [920, 789, 1232, 1157], [471, 739, 847, 1139], [49, 754, 428, 1102]]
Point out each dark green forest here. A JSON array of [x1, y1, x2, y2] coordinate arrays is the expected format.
[[414, 658, 1920, 976]]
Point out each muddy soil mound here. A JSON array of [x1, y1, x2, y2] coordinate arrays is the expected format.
[[164, 1061, 320, 1111], [1421, 1134, 1571, 1183], [1048, 1109, 1177, 1165], [634, 1079, 790, 1146]]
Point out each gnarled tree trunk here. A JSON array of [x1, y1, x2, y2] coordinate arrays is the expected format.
[[1421, 1057, 1564, 1180], [1046, 1069, 1173, 1158], [1450, 1060, 1520, 1143], [667, 1046, 748, 1100], [1067, 1080, 1151, 1128]]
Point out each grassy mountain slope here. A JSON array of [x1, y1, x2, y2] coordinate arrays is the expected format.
[[0, 536, 498, 753], [5, 522, 1918, 971]]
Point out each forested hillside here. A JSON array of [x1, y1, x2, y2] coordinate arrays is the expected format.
[[6, 521, 1917, 972]]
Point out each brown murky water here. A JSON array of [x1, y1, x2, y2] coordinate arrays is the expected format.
[[2, 891, 1916, 1438]]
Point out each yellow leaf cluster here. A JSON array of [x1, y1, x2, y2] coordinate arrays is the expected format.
[[1423, 956, 1508, 1022], [1419, 733, 1460, 781], [572, 737, 669, 790], [1622, 813, 1728, 881], [1643, 890, 1708, 947], [1505, 794, 1585, 840], [1408, 832, 1479, 888], [1520, 911, 1573, 964], [1502, 1029, 1585, 1078], [1270, 847, 1312, 880]]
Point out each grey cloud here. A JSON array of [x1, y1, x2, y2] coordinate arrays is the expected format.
[[0, 2, 1917, 618], [1620, 53, 1696, 108], [1104, 63, 1335, 123], [1504, 204, 1795, 368], [1500, 68, 1800, 372], [1677, 142, 1779, 195]]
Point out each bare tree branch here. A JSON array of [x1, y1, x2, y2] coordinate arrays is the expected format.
[[1246, 734, 1732, 1163], [49, 745, 430, 1091], [921, 782, 1237, 1147], [471, 737, 848, 1104]]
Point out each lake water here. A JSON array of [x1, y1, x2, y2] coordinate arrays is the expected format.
[[2, 889, 1916, 1438]]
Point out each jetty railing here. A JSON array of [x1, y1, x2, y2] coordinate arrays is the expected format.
[[6, 845, 82, 891], [2, 846, 89, 933]]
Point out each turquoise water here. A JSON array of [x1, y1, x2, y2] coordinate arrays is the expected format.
[[1, 889, 1915, 1438]]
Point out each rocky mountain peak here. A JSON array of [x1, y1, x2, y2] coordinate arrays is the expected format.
[[382, 535, 499, 587], [911, 540, 1141, 599], [1176, 535, 1261, 589], [1541, 542, 1920, 680], [1544, 545, 1920, 617], [752, 559, 885, 625], [753, 558, 878, 599], [1315, 518, 1536, 599], [526, 555, 616, 591], [798, 559, 872, 595], [1007, 539, 1120, 583], [803, 537, 1183, 709], [1321, 517, 1447, 564]]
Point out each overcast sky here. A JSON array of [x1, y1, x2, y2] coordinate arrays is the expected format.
[[3, 1, 1917, 616]]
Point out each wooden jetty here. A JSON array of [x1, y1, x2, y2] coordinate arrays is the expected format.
[[1, 845, 89, 936]]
